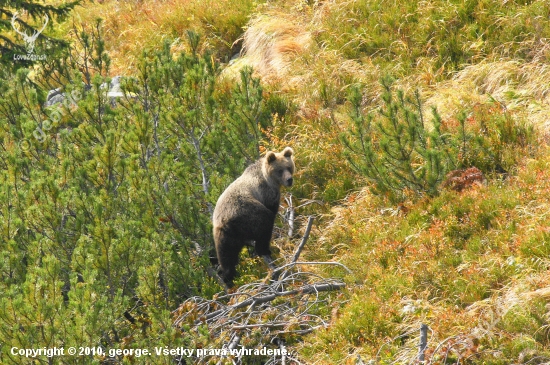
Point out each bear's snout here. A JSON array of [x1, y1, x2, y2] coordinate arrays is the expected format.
[[282, 170, 294, 187]]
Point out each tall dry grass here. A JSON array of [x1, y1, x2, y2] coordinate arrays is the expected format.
[[425, 57, 550, 132], [240, 12, 312, 81], [68, 0, 257, 74]]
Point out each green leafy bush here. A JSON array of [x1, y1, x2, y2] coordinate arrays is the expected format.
[[342, 77, 456, 201], [0, 27, 285, 362], [342, 77, 536, 202], [456, 102, 535, 175]]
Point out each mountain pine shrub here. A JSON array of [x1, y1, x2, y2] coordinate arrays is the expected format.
[[342, 77, 456, 202], [342, 77, 537, 202], [0, 24, 290, 361]]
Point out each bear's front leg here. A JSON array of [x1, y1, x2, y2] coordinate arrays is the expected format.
[[261, 255, 276, 270], [251, 215, 277, 272]]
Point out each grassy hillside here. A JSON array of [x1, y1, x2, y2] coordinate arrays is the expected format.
[[2, 0, 550, 364], [302, 151, 550, 363]]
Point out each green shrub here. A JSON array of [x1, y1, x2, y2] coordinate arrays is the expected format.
[[0, 26, 286, 362], [456, 102, 535, 175], [341, 77, 456, 202], [342, 78, 536, 202]]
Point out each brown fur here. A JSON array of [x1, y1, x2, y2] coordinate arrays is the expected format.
[[213, 147, 295, 287]]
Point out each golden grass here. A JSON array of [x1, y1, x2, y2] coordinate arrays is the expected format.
[[69, 0, 256, 74], [419, 56, 550, 133], [240, 12, 312, 81], [298, 146, 550, 363]]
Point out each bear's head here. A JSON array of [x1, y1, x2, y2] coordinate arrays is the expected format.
[[263, 147, 295, 188]]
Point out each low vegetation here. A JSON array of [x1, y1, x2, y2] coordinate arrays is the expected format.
[[1, 0, 550, 364]]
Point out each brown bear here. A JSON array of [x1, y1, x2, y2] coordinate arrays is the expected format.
[[213, 147, 295, 287]]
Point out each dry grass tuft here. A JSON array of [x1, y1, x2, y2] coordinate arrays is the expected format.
[[223, 12, 313, 85], [69, 0, 256, 74], [426, 56, 550, 132], [225, 6, 382, 122]]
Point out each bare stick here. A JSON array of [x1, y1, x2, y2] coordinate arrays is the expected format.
[[198, 281, 345, 323], [292, 216, 314, 263], [232, 322, 288, 330], [228, 332, 242, 350], [286, 194, 295, 237], [273, 261, 353, 275]]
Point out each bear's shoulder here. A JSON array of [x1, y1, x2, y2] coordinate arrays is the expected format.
[[242, 160, 279, 198], [220, 160, 277, 209]]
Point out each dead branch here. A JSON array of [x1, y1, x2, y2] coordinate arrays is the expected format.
[[173, 269, 346, 364], [273, 261, 353, 276], [280, 196, 321, 239], [232, 322, 289, 330], [173, 211, 347, 364], [189, 279, 345, 325], [292, 215, 314, 263], [284, 194, 295, 237]]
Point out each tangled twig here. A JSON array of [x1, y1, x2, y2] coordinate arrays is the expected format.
[[171, 216, 349, 364], [172, 268, 346, 364]]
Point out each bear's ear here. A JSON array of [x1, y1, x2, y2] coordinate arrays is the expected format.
[[266, 151, 277, 164], [282, 147, 293, 158]]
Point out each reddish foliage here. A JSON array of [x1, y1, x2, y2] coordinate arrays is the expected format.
[[442, 167, 484, 192]]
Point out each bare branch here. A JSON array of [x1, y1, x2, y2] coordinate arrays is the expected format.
[[273, 261, 353, 275], [172, 269, 346, 364], [292, 215, 315, 263], [232, 322, 288, 330], [284, 194, 295, 237]]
